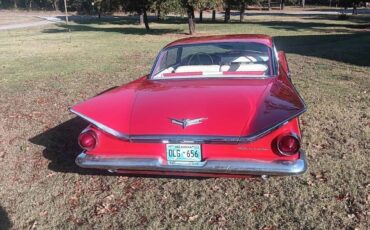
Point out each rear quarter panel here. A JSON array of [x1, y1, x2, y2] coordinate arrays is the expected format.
[[85, 117, 301, 162]]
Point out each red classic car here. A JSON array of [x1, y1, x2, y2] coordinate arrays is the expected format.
[[70, 34, 307, 177]]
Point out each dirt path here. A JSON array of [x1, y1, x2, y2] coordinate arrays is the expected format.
[[0, 16, 63, 30]]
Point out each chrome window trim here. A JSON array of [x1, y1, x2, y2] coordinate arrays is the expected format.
[[149, 41, 276, 79], [150, 76, 272, 81], [272, 43, 279, 76]]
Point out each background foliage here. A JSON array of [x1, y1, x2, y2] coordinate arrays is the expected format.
[[0, 0, 353, 12]]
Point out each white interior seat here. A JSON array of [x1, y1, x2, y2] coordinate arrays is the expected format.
[[221, 64, 268, 72], [175, 65, 220, 73]]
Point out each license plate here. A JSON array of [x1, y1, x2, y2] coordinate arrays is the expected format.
[[166, 144, 202, 165]]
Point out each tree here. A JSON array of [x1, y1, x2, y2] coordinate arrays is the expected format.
[[180, 0, 199, 35], [240, 1, 245, 22], [338, 0, 361, 15], [52, 0, 59, 11], [179, 0, 222, 34], [196, 0, 222, 22], [123, 0, 154, 31], [224, 0, 231, 23], [182, 0, 203, 34], [280, 0, 285, 10], [222, 0, 257, 23]]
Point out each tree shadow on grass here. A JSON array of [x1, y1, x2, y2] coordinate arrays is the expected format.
[[302, 14, 370, 24], [0, 206, 12, 230], [43, 24, 181, 35], [57, 14, 189, 25], [246, 15, 370, 33], [47, 13, 370, 35], [274, 32, 370, 67], [55, 15, 139, 25]]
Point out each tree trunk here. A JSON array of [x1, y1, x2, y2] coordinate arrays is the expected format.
[[157, 9, 161, 21], [139, 9, 144, 25], [199, 10, 203, 22], [240, 3, 245, 22], [143, 10, 150, 31], [280, 0, 285, 10], [212, 10, 216, 22], [13, 0, 17, 8], [53, 0, 59, 11], [28, 0, 32, 10], [268, 0, 271, 11], [224, 5, 230, 23], [107, 0, 111, 12], [302, 0, 305, 8], [63, 0, 68, 25], [187, 6, 195, 35], [352, 4, 357, 15]]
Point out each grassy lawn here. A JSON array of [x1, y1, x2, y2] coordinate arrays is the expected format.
[[0, 13, 369, 229]]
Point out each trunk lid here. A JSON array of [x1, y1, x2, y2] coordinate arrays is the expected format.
[[129, 79, 271, 136], [71, 77, 305, 140]]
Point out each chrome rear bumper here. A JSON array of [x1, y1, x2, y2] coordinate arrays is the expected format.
[[75, 150, 307, 176]]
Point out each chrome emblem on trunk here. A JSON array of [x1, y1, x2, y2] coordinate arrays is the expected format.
[[170, 118, 207, 129]]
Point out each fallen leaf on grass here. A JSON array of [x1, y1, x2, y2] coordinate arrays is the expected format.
[[96, 203, 118, 215], [39, 211, 48, 217], [68, 216, 85, 226], [130, 180, 144, 190], [95, 195, 119, 215], [104, 194, 115, 201], [354, 227, 365, 230], [188, 214, 199, 222], [307, 179, 315, 186], [68, 195, 79, 208], [118, 176, 129, 183], [209, 214, 226, 225], [311, 172, 328, 182], [29, 220, 37, 230], [262, 226, 276, 230], [348, 214, 355, 219], [335, 193, 349, 201], [263, 193, 274, 198], [46, 172, 56, 178]]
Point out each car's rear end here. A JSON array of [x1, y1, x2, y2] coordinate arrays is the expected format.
[[70, 34, 307, 177], [76, 119, 305, 177]]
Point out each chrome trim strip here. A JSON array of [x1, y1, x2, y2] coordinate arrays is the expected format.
[[129, 135, 240, 144], [238, 108, 306, 143], [70, 108, 306, 144], [75, 150, 307, 176], [69, 108, 129, 140]]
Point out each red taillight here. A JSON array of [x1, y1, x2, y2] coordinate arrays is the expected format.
[[277, 134, 300, 156], [78, 131, 97, 151]]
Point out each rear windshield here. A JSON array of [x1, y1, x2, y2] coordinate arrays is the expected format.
[[150, 42, 274, 79]]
